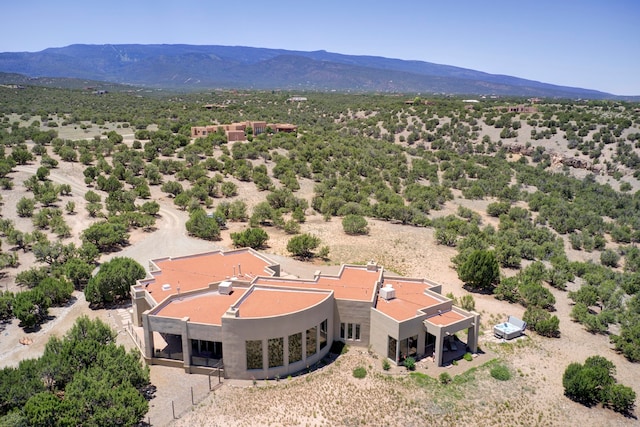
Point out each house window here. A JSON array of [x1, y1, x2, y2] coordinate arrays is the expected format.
[[399, 335, 418, 361], [320, 319, 328, 350], [306, 326, 317, 357], [268, 337, 284, 368], [191, 339, 222, 359], [388, 336, 398, 361], [246, 340, 262, 370], [289, 333, 302, 364], [340, 322, 361, 341]]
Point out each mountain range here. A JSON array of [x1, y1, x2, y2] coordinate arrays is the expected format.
[[0, 44, 627, 98]]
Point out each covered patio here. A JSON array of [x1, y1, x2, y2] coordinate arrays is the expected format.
[[423, 307, 480, 366]]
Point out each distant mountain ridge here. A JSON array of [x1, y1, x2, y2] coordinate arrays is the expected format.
[[0, 44, 622, 98]]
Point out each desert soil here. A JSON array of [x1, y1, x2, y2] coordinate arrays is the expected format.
[[0, 129, 637, 427]]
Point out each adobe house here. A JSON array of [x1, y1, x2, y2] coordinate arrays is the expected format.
[[130, 249, 479, 379], [190, 121, 296, 141]]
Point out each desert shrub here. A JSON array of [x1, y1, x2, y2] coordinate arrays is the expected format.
[[230, 227, 269, 249], [562, 356, 634, 413], [0, 291, 15, 322], [493, 276, 520, 303], [84, 257, 145, 306], [600, 249, 620, 268], [287, 234, 321, 259], [16, 197, 36, 217], [382, 359, 391, 371], [439, 372, 452, 385], [459, 294, 476, 311], [342, 214, 369, 235], [523, 306, 560, 337], [185, 209, 221, 241], [463, 352, 473, 362], [283, 219, 301, 235], [605, 383, 636, 414], [13, 288, 50, 329], [352, 366, 367, 379], [403, 357, 416, 371], [457, 249, 500, 291], [487, 201, 511, 217], [490, 364, 511, 381]]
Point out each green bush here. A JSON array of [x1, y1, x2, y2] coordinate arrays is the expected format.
[[457, 250, 500, 291], [463, 352, 473, 362], [562, 356, 632, 411], [287, 234, 321, 259], [524, 306, 560, 337], [382, 359, 391, 371], [230, 227, 269, 249], [353, 366, 367, 379], [459, 294, 476, 311], [490, 364, 511, 381], [185, 209, 221, 241], [342, 214, 369, 235], [600, 249, 620, 268], [605, 383, 636, 414], [439, 372, 452, 385], [403, 357, 416, 371]]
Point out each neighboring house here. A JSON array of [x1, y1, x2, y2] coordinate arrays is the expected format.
[[130, 249, 479, 379], [505, 105, 538, 113], [190, 121, 297, 140]]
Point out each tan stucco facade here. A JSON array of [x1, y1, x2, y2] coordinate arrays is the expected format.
[[130, 250, 480, 379]]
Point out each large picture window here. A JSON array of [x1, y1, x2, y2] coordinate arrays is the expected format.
[[246, 340, 263, 370], [306, 326, 317, 357], [289, 333, 302, 364], [320, 319, 328, 350], [399, 335, 418, 361], [268, 337, 284, 368]]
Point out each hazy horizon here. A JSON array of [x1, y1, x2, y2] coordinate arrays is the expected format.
[[2, 0, 639, 95]]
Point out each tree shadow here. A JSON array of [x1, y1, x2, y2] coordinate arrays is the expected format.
[[462, 284, 495, 295]]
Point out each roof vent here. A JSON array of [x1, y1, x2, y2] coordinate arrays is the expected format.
[[379, 284, 396, 301], [366, 260, 378, 272], [219, 281, 233, 295], [161, 284, 171, 291]]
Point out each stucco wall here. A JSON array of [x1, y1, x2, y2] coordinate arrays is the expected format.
[[221, 294, 334, 379], [369, 309, 400, 361], [335, 299, 373, 346]]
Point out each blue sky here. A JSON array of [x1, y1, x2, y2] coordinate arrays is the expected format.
[[2, 0, 639, 95]]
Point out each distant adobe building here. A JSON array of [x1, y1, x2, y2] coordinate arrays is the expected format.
[[130, 249, 480, 380], [191, 121, 297, 141], [503, 105, 538, 113]]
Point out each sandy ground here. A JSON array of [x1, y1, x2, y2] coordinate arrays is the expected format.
[[0, 131, 638, 426]]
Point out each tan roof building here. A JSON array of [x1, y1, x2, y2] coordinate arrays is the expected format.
[[131, 249, 479, 379], [191, 121, 297, 141]]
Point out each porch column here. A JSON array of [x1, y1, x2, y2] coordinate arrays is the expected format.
[[181, 317, 191, 372], [434, 329, 445, 367], [467, 312, 480, 353], [142, 312, 154, 359]]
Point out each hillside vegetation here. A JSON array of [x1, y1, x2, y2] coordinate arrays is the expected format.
[[0, 86, 639, 424]]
